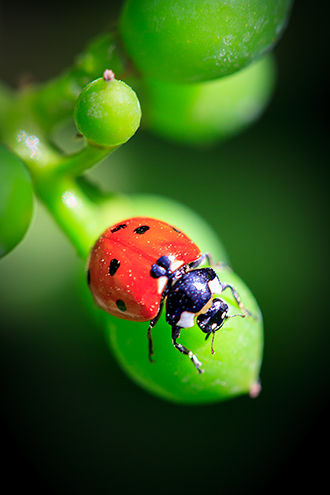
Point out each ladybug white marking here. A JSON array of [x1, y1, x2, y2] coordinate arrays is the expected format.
[[176, 311, 195, 328], [170, 259, 183, 272], [157, 276, 168, 294], [208, 277, 222, 295]]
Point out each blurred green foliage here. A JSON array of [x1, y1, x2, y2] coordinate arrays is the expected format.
[[141, 54, 276, 145]]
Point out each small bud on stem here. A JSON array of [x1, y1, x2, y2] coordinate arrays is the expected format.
[[103, 69, 115, 81]]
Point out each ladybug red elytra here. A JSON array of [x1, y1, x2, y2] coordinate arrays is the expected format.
[[88, 217, 249, 373]]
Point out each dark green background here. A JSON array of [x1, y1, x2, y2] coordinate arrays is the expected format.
[[0, 1, 329, 493]]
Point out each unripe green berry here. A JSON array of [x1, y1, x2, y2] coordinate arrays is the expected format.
[[84, 194, 263, 404], [142, 55, 275, 146], [74, 71, 141, 147], [120, 0, 293, 83], [106, 265, 262, 404], [0, 144, 34, 257]]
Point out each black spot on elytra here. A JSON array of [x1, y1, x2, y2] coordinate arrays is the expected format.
[[134, 225, 150, 235], [116, 299, 126, 312], [172, 226, 181, 233], [87, 269, 90, 285], [111, 224, 127, 233], [109, 258, 120, 276]]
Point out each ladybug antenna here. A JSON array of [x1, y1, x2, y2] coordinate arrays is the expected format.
[[210, 331, 216, 355], [204, 330, 216, 354]]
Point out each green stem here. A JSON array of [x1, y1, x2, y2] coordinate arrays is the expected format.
[[0, 31, 138, 259], [33, 143, 118, 258], [28, 32, 133, 133], [51, 141, 118, 176], [36, 174, 101, 258], [0, 94, 116, 258]]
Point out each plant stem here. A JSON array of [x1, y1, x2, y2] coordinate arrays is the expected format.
[[36, 174, 101, 258], [0, 31, 136, 258], [0, 93, 116, 258], [29, 32, 131, 132], [51, 142, 118, 176]]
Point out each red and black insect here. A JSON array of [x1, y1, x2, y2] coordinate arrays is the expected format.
[[88, 217, 248, 373]]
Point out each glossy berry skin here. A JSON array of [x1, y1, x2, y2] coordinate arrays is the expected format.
[[88, 217, 247, 372], [120, 0, 293, 83], [0, 144, 34, 257], [74, 75, 141, 147]]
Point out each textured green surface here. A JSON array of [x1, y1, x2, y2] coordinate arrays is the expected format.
[[120, 0, 293, 83], [74, 77, 141, 146]]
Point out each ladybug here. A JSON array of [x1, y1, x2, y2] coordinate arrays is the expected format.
[[87, 217, 248, 373]]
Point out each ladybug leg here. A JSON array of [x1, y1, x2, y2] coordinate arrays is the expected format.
[[188, 252, 231, 271], [220, 283, 251, 316], [171, 326, 204, 374], [187, 253, 209, 269], [147, 300, 165, 362], [146, 326, 154, 363]]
